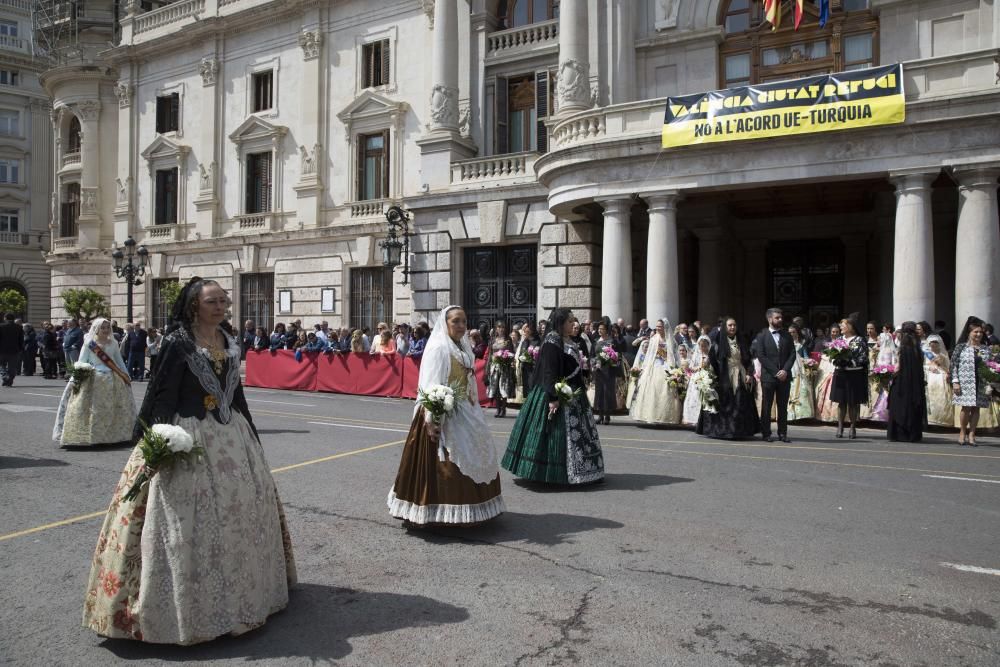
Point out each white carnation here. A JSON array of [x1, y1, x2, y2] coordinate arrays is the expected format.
[[151, 423, 195, 453], [443, 396, 455, 411], [74, 362, 95, 371]]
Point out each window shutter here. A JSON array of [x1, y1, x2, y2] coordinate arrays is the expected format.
[[535, 70, 549, 154], [261, 152, 273, 212], [381, 40, 390, 86], [356, 136, 366, 200], [170, 94, 179, 131], [494, 76, 508, 155], [381, 128, 390, 198]]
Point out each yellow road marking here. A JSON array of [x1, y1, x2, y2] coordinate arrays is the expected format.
[[0, 438, 406, 543], [605, 443, 1000, 479]]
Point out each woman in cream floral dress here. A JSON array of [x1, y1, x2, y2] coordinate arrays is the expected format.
[[53, 318, 135, 446], [82, 278, 295, 645]]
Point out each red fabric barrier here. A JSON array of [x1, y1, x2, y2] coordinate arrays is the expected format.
[[245, 350, 492, 404], [316, 352, 404, 397], [244, 350, 317, 392]]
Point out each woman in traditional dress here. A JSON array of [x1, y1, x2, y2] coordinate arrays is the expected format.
[[786, 324, 815, 422], [951, 316, 991, 446], [83, 278, 296, 644], [682, 335, 712, 426], [610, 323, 632, 412], [389, 305, 504, 525], [887, 325, 927, 442], [591, 321, 623, 425], [924, 334, 954, 426], [486, 321, 516, 417], [831, 314, 869, 439], [865, 332, 895, 423], [814, 323, 841, 423], [696, 318, 759, 440], [629, 319, 683, 426], [502, 307, 604, 485], [514, 321, 541, 404], [53, 318, 136, 447]]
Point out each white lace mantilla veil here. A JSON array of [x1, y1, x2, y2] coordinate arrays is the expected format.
[[416, 305, 499, 485], [925, 334, 949, 366], [84, 317, 110, 349], [691, 334, 711, 370], [877, 332, 897, 365], [639, 319, 680, 377]]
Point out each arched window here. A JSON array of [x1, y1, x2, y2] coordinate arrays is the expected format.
[[719, 0, 877, 88], [67, 115, 81, 154], [496, 0, 559, 30]]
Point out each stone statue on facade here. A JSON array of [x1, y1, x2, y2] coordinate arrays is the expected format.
[[115, 177, 128, 205], [429, 84, 459, 129], [198, 162, 215, 191], [199, 57, 218, 86]]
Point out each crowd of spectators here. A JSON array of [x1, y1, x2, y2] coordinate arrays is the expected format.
[[241, 319, 432, 361]]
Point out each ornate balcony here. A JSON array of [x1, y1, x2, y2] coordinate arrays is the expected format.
[[52, 236, 78, 252], [145, 223, 189, 242], [486, 19, 558, 63], [0, 34, 28, 54], [62, 151, 81, 167], [0, 231, 28, 245], [450, 151, 539, 189], [133, 0, 206, 35], [349, 199, 388, 219], [235, 213, 274, 231]]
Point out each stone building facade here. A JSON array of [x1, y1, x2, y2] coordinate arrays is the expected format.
[[0, 0, 51, 324], [38, 0, 1000, 334]]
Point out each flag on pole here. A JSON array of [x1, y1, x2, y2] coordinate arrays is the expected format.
[[819, 0, 830, 28], [764, 0, 781, 31], [794, 0, 805, 29]]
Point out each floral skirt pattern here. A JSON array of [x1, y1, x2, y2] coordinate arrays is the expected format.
[[487, 364, 516, 400], [82, 412, 296, 645], [925, 372, 955, 427], [54, 373, 136, 446], [502, 386, 604, 484]]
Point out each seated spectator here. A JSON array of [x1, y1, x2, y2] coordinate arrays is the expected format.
[[253, 327, 269, 350], [408, 325, 426, 359], [270, 323, 288, 351], [292, 330, 308, 350], [304, 332, 328, 352], [350, 329, 365, 353], [313, 323, 327, 342], [326, 330, 340, 352], [395, 323, 410, 355], [360, 327, 372, 352], [371, 329, 396, 355]]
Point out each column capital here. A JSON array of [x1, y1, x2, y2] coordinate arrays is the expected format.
[[951, 163, 1000, 190], [641, 191, 682, 211], [889, 169, 937, 193], [596, 197, 633, 216]]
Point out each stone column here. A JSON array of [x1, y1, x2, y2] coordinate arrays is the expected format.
[[610, 0, 635, 104], [599, 198, 633, 323], [696, 228, 724, 323], [429, 0, 459, 133], [954, 166, 1000, 327], [889, 171, 936, 325], [643, 192, 680, 323], [76, 100, 102, 249], [556, 0, 591, 115]]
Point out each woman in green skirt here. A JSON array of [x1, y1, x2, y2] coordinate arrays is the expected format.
[[501, 307, 604, 485]]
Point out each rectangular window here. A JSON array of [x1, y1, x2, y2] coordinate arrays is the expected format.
[[0, 159, 19, 183], [252, 70, 273, 112], [151, 278, 179, 332], [0, 109, 18, 135], [350, 267, 393, 332], [61, 183, 80, 237], [843, 0, 870, 11], [245, 151, 273, 214], [724, 53, 751, 86], [357, 130, 389, 201], [843, 33, 874, 70], [0, 70, 18, 86], [0, 208, 18, 233], [155, 93, 179, 133], [154, 168, 178, 226], [240, 272, 275, 334], [0, 20, 17, 37], [362, 39, 390, 88]]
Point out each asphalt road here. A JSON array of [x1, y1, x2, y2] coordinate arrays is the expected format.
[[1, 375, 999, 666]]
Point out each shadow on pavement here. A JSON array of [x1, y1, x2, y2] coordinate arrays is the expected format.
[[409, 510, 626, 547], [99, 583, 469, 662], [513, 473, 694, 493], [0, 455, 70, 469], [256, 429, 311, 435]]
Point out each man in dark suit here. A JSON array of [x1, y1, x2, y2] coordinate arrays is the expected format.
[[127, 321, 148, 380], [0, 313, 25, 386], [751, 307, 796, 443]]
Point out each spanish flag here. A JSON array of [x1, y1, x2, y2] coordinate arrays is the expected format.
[[764, 0, 781, 31], [794, 0, 805, 29]]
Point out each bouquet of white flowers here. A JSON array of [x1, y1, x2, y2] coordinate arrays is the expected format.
[[67, 361, 95, 394], [123, 422, 204, 502], [665, 367, 688, 401], [551, 379, 581, 420], [418, 383, 459, 425], [692, 368, 719, 414]]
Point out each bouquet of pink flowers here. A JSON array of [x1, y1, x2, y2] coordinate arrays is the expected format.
[[871, 363, 896, 387], [980, 358, 1000, 402], [802, 357, 820, 378], [596, 345, 620, 368], [518, 345, 539, 365], [823, 338, 852, 364], [665, 367, 688, 401], [492, 349, 515, 367]]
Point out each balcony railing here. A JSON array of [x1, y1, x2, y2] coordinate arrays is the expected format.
[[487, 19, 558, 59], [0, 0, 32, 12], [0, 35, 29, 54], [62, 151, 81, 167], [350, 199, 388, 218], [0, 231, 28, 245], [451, 152, 539, 186], [133, 0, 206, 35], [53, 236, 77, 250], [145, 223, 188, 241], [235, 213, 273, 231]]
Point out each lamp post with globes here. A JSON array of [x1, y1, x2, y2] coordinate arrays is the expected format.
[[112, 235, 149, 323], [380, 205, 410, 285]]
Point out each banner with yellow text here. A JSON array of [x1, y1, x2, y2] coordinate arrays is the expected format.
[[662, 63, 905, 148]]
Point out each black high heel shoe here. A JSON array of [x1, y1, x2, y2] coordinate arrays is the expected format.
[[836, 427, 844, 439], [849, 426, 857, 440]]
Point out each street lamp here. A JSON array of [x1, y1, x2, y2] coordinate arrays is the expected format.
[[380, 205, 410, 285], [112, 235, 149, 323]]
